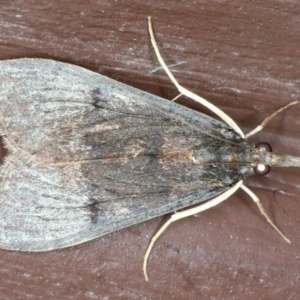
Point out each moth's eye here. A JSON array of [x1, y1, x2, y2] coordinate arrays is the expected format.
[[254, 142, 272, 176], [255, 142, 272, 153], [254, 164, 270, 176]]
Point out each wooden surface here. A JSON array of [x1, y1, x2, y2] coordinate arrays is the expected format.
[[0, 1, 300, 299]]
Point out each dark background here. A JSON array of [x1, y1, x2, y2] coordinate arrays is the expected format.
[[0, 1, 300, 299]]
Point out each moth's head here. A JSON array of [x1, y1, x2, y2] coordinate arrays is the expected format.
[[253, 142, 272, 176], [253, 141, 300, 176]]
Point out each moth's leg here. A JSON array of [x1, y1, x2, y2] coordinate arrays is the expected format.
[[246, 101, 298, 138], [143, 180, 243, 281], [171, 93, 182, 102], [240, 184, 290, 243], [148, 16, 244, 138]]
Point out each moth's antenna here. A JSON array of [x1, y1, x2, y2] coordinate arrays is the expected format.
[[246, 101, 298, 138], [148, 16, 245, 138]]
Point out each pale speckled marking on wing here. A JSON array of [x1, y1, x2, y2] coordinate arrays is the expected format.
[[0, 59, 254, 251]]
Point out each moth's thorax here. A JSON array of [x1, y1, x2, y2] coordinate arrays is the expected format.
[[191, 144, 262, 178]]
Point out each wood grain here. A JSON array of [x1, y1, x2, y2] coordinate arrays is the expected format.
[[0, 1, 299, 299]]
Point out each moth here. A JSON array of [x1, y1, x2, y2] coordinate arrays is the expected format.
[[0, 17, 298, 281]]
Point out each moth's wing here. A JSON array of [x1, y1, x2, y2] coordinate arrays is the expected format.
[[0, 59, 249, 251]]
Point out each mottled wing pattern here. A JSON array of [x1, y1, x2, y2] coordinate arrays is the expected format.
[[0, 59, 251, 250]]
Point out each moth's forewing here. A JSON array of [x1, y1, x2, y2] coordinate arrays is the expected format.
[[0, 59, 252, 251]]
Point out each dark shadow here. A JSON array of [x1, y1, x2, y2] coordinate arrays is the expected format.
[[0, 137, 7, 166]]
